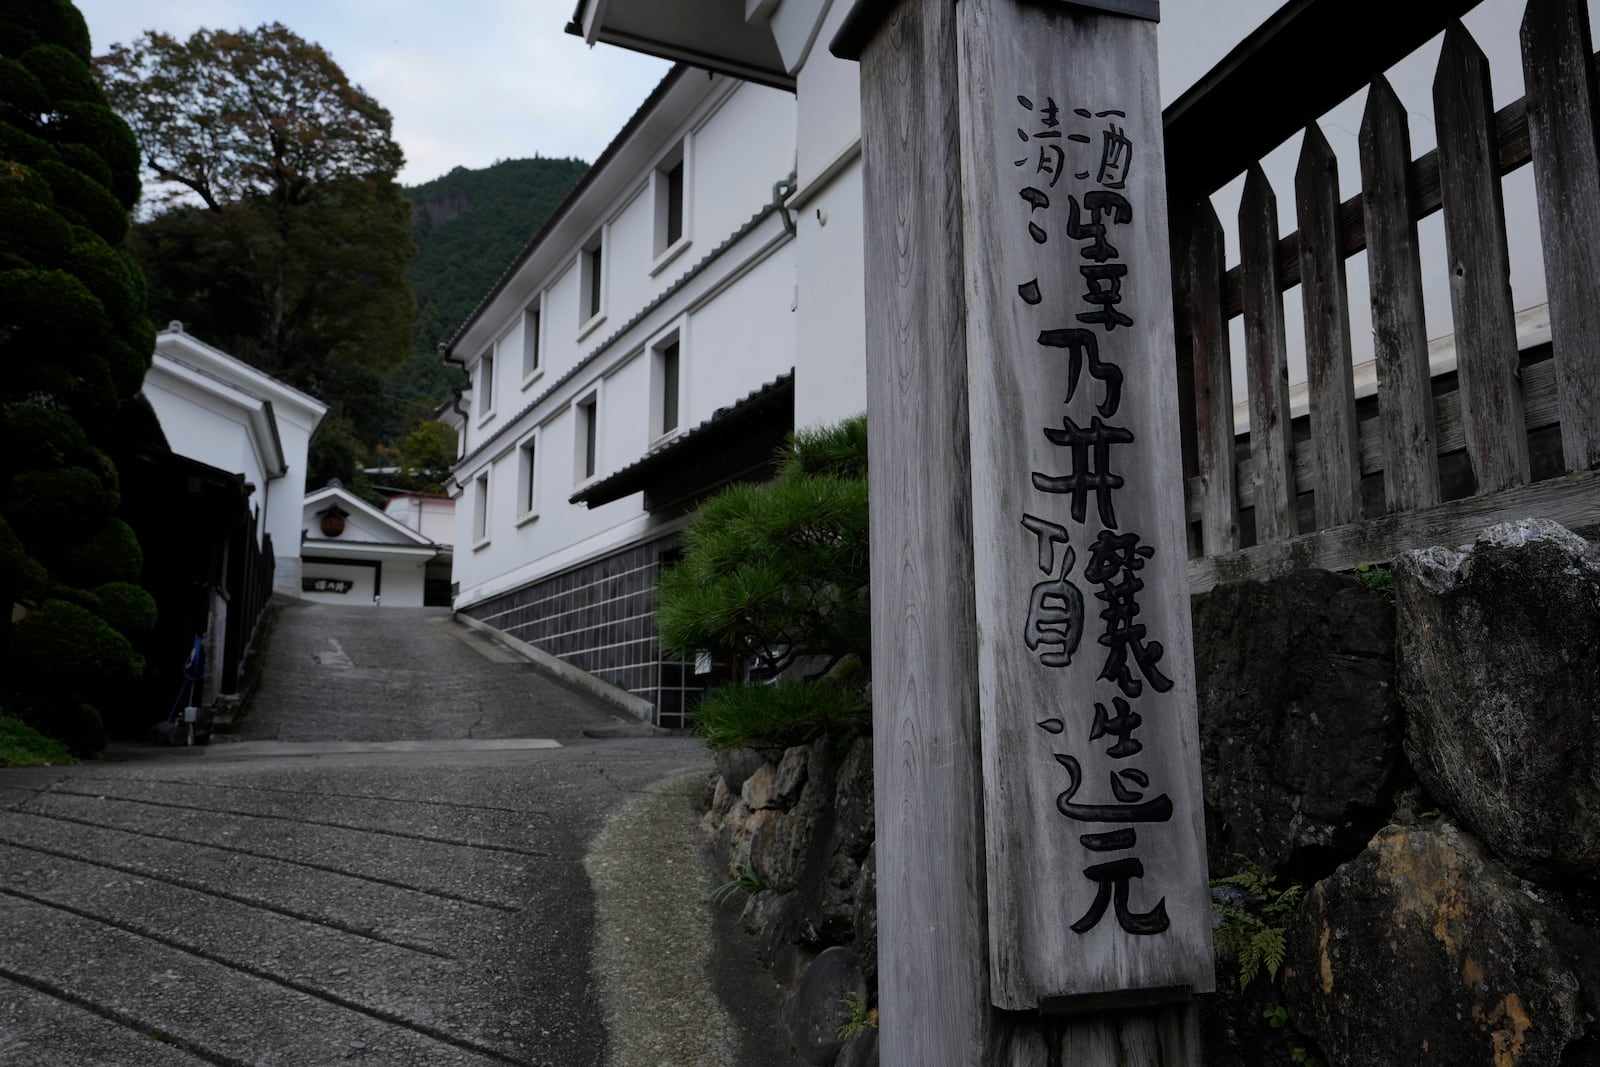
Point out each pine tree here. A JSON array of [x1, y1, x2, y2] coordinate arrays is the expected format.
[[0, 0, 157, 753], [657, 415, 872, 749]]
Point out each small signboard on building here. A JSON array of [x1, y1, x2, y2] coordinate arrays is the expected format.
[[303, 577, 355, 595]]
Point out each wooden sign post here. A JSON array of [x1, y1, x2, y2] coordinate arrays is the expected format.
[[835, 0, 1211, 1062]]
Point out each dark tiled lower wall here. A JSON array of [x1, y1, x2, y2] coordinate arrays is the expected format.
[[462, 537, 701, 728]]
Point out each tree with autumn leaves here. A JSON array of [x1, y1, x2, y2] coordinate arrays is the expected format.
[[97, 23, 417, 489]]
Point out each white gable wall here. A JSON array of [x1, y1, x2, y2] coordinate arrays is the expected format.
[[143, 373, 271, 507], [144, 329, 326, 596]]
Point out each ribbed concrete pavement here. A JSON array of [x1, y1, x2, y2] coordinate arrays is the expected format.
[[0, 603, 799, 1065]]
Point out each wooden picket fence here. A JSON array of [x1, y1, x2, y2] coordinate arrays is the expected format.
[[1169, 0, 1600, 592]]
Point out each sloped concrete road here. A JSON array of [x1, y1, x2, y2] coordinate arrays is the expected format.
[[0, 603, 793, 1066]]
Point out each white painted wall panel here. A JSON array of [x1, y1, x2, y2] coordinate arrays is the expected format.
[[795, 0, 862, 189], [683, 244, 797, 423], [691, 83, 797, 253], [381, 561, 428, 607], [794, 158, 866, 430], [603, 187, 654, 329]]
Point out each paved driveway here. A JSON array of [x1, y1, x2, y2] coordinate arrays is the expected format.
[[0, 604, 780, 1066]]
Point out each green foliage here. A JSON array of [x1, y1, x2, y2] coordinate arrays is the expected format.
[[837, 991, 876, 1042], [392, 157, 589, 435], [658, 415, 871, 747], [1, 0, 91, 65], [1290, 1045, 1327, 1067], [1211, 865, 1306, 991], [780, 417, 869, 480], [708, 863, 768, 921], [9, 598, 142, 695], [0, 515, 47, 604], [368, 420, 460, 494], [6, 464, 118, 537], [1352, 562, 1395, 600], [1, 0, 155, 757], [96, 23, 402, 210], [0, 713, 73, 766], [660, 416, 870, 673], [90, 581, 157, 639], [98, 22, 416, 486], [41, 516, 141, 587], [0, 402, 94, 472], [694, 679, 869, 751]]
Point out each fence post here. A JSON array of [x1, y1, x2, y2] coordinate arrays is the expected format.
[[835, 1, 1210, 1062]]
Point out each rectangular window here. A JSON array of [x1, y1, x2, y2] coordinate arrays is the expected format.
[[657, 339, 680, 437], [472, 471, 489, 543], [666, 160, 684, 246], [581, 234, 604, 324], [478, 350, 495, 418], [576, 394, 598, 483], [653, 142, 688, 261], [518, 437, 537, 518], [522, 305, 541, 379]]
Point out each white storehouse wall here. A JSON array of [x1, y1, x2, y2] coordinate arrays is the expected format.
[[449, 73, 799, 613]]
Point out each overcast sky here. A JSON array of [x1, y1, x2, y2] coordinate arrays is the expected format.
[[73, 0, 671, 187], [69, 0, 1299, 190]]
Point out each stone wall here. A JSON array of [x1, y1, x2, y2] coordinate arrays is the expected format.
[[700, 518, 1600, 1066]]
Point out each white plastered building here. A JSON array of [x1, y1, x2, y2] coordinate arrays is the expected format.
[[141, 324, 328, 597], [445, 67, 823, 726]]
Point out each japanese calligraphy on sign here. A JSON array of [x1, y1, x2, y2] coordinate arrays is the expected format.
[[955, 4, 1212, 1010], [302, 577, 355, 594]]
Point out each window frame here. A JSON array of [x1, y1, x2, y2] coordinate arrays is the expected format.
[[573, 389, 601, 487], [650, 138, 693, 277], [521, 299, 544, 388], [650, 328, 684, 443], [515, 431, 540, 525], [471, 468, 491, 549], [476, 347, 496, 425], [578, 229, 606, 337]]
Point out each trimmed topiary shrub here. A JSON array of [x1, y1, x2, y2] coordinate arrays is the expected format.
[[9, 598, 142, 698], [40, 516, 142, 587], [7, 465, 118, 537], [0, 0, 157, 755], [90, 580, 156, 639], [0, 712, 74, 765], [0, 515, 46, 605]]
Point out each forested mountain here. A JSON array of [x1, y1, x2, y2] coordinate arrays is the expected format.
[[391, 156, 589, 428]]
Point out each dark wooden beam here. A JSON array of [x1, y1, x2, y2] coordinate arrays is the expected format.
[[1163, 0, 1485, 198]]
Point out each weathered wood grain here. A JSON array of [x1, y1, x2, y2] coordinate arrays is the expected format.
[[1182, 358, 1561, 523], [1217, 51, 1600, 318], [1522, 0, 1600, 472], [1359, 75, 1441, 513], [1295, 125, 1361, 528], [1238, 165, 1296, 542], [857, 2, 999, 1061], [957, 0, 1211, 1017], [1432, 22, 1529, 493], [1188, 466, 1600, 593], [1180, 200, 1239, 554]]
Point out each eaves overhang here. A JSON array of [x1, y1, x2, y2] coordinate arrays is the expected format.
[[301, 539, 440, 561], [567, 0, 795, 91], [570, 370, 794, 509]]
